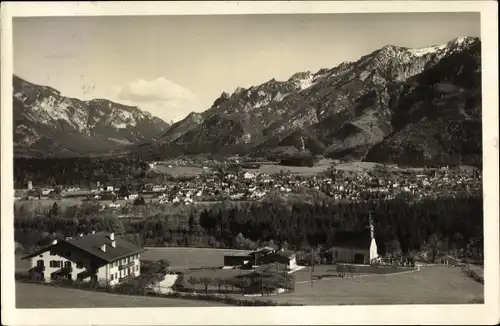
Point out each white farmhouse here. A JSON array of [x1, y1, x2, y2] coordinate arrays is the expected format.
[[22, 232, 144, 286]]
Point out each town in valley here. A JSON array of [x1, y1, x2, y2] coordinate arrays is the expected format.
[[11, 13, 484, 308]]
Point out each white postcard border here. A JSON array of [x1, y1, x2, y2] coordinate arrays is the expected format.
[[1, 1, 498, 325]]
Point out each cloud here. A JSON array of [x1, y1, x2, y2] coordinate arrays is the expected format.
[[43, 53, 76, 59], [111, 78, 201, 123], [117, 77, 194, 103]]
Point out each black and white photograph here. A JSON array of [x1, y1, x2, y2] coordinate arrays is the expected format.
[[1, 1, 498, 325]]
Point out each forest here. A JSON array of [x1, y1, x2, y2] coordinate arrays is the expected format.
[[14, 157, 149, 188], [14, 195, 483, 259]]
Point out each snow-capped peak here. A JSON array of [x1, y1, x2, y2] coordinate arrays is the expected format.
[[288, 71, 314, 90], [408, 44, 448, 57]]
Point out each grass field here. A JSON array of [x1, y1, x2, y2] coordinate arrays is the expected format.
[[14, 195, 160, 211], [141, 247, 248, 271], [291, 265, 417, 283], [154, 165, 209, 177], [259, 265, 484, 305], [245, 164, 331, 176], [15, 282, 227, 308]]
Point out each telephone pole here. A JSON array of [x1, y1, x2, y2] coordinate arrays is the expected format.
[[310, 248, 314, 286], [260, 261, 264, 296]]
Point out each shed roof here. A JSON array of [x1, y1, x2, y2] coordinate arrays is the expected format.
[[331, 231, 372, 250]]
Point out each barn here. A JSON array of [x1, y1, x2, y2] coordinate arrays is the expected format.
[[330, 231, 378, 265], [223, 247, 297, 270], [223, 251, 254, 267]]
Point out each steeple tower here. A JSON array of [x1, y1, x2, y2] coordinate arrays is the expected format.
[[369, 211, 375, 239], [368, 211, 378, 264]]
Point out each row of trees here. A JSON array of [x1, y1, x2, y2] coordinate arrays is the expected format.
[[14, 157, 150, 188], [196, 196, 483, 254], [183, 265, 294, 296], [14, 194, 483, 257]]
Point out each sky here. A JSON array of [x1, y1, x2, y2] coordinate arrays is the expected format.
[[13, 13, 480, 123]]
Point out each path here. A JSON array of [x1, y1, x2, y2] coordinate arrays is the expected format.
[[295, 265, 420, 284]]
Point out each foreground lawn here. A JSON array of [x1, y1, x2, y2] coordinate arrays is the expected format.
[[269, 265, 484, 305], [16, 282, 228, 308]]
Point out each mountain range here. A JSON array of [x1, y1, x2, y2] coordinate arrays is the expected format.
[[13, 75, 170, 157], [13, 36, 482, 166]]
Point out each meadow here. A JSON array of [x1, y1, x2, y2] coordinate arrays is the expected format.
[[256, 265, 484, 305], [16, 282, 227, 308], [244, 163, 331, 176], [154, 165, 209, 177]]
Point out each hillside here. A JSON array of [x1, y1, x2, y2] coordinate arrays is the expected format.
[[133, 36, 481, 167], [13, 75, 170, 157]]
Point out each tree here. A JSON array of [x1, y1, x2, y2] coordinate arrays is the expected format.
[[50, 202, 59, 217], [200, 277, 213, 294], [188, 215, 196, 231], [187, 276, 199, 292], [213, 278, 224, 293], [426, 233, 441, 263], [236, 277, 251, 295], [133, 196, 146, 206]]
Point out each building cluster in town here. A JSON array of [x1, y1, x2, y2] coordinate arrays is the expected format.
[[15, 163, 481, 208]]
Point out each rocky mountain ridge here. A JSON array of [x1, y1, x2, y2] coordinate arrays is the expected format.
[[13, 75, 170, 157], [134, 36, 482, 167]]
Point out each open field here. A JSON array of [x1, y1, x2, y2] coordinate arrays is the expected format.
[[15, 198, 85, 211], [291, 264, 418, 283], [14, 194, 159, 211], [154, 165, 210, 177], [259, 265, 483, 305], [16, 282, 227, 308], [243, 161, 404, 176], [245, 164, 331, 176], [332, 161, 387, 172], [141, 247, 248, 271]]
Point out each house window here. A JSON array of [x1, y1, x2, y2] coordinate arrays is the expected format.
[[49, 261, 61, 268], [76, 262, 83, 269], [39, 255, 43, 257], [115, 272, 118, 279], [128, 267, 131, 274], [110, 274, 114, 281]]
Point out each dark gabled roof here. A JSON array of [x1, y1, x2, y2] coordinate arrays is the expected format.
[[331, 231, 372, 250], [22, 232, 145, 263], [21, 243, 57, 260], [65, 232, 145, 262]]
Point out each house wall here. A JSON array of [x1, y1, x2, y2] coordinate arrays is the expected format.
[[289, 255, 298, 270], [107, 253, 141, 286], [30, 246, 99, 282], [29, 244, 141, 286]]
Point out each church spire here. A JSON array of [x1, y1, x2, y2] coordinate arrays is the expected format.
[[369, 211, 375, 240]]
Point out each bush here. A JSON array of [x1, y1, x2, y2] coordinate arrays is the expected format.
[[133, 197, 146, 206]]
